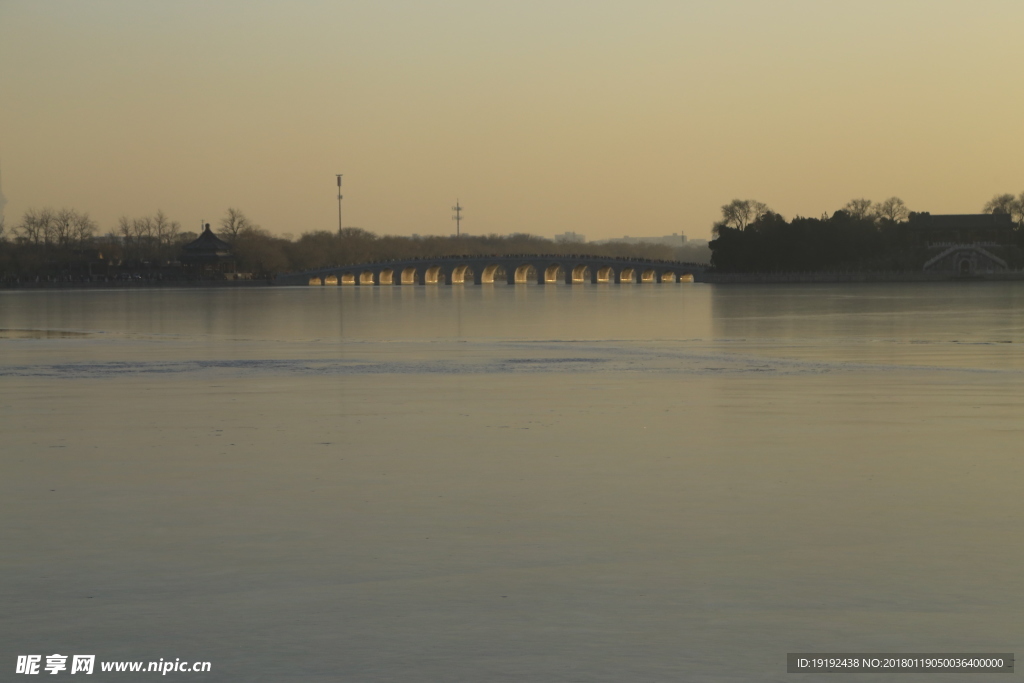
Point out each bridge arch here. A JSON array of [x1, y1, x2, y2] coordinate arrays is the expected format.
[[544, 264, 564, 284], [596, 266, 614, 283], [618, 267, 636, 283], [450, 264, 473, 284], [359, 271, 375, 285], [513, 264, 537, 284], [309, 277, 322, 286], [400, 267, 417, 285], [424, 265, 444, 285], [323, 275, 338, 286], [480, 264, 503, 284], [570, 265, 591, 284], [379, 268, 394, 285]]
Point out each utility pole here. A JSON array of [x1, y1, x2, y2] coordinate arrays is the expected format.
[[452, 199, 462, 237], [336, 174, 343, 234], [0, 159, 7, 226]]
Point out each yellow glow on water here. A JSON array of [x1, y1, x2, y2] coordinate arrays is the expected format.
[[544, 265, 563, 283], [481, 265, 503, 284], [513, 265, 536, 284]]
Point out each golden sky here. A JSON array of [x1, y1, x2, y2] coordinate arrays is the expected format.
[[2, 0, 1023, 240]]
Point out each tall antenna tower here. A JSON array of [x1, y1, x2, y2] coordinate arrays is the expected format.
[[452, 199, 463, 237], [336, 174, 343, 234]]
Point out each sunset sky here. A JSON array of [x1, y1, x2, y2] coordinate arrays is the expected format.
[[2, 1, 1023, 241]]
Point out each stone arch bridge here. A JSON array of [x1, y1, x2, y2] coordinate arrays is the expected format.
[[277, 254, 707, 286]]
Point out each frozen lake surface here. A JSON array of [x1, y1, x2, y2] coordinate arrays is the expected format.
[[2, 283, 1023, 681]]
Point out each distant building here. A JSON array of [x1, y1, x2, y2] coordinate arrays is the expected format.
[[909, 213, 1014, 246], [181, 224, 235, 273], [593, 233, 686, 247], [912, 213, 1015, 274], [923, 244, 1008, 274], [555, 231, 587, 243]]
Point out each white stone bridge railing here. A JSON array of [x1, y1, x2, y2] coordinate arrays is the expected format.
[[276, 254, 708, 286]]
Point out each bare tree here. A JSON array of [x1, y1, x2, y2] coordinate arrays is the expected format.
[[71, 212, 97, 245], [16, 208, 54, 245], [152, 210, 180, 249], [718, 199, 772, 231], [119, 215, 152, 260], [843, 198, 874, 220], [13, 207, 95, 251], [133, 217, 154, 257], [118, 216, 134, 257], [750, 200, 770, 220], [983, 193, 1016, 215], [983, 193, 1024, 227], [219, 208, 254, 242], [117, 211, 181, 261], [51, 208, 77, 247], [875, 196, 909, 223]]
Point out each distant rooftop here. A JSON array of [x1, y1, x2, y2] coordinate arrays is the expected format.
[[593, 233, 686, 247], [181, 226, 234, 266], [911, 213, 1014, 229]]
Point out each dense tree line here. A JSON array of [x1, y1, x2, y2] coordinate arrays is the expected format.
[[0, 207, 199, 281], [0, 206, 710, 283], [215, 209, 709, 276], [9, 190, 1024, 281], [0, 208, 103, 280], [259, 228, 709, 275], [709, 195, 1024, 272]]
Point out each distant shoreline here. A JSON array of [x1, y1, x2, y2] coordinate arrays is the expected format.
[[0, 280, 273, 290], [5, 271, 1024, 290]]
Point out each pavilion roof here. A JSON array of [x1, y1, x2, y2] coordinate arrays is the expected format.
[[183, 226, 232, 253]]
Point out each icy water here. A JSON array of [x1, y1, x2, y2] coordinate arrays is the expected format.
[[2, 283, 1023, 682]]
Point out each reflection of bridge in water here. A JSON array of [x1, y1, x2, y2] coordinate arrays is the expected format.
[[277, 255, 707, 286]]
